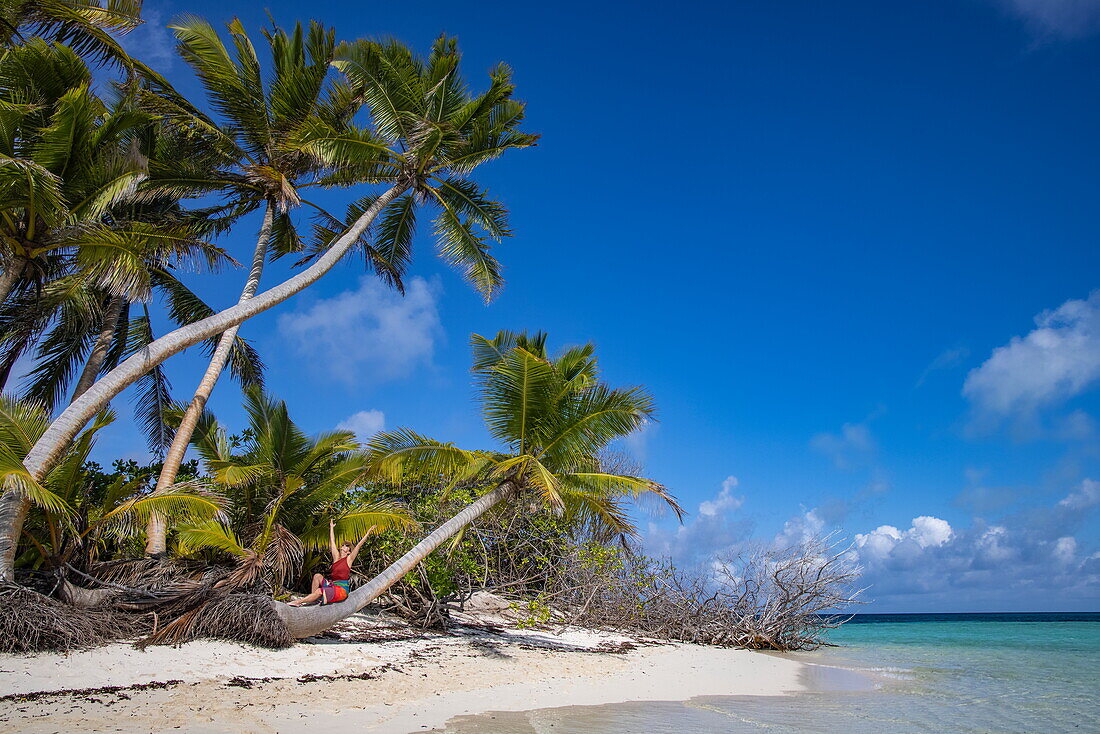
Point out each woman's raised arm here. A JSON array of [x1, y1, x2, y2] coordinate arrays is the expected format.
[[347, 532, 371, 568], [328, 518, 339, 562]]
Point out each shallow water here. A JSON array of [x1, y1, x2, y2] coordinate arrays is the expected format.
[[433, 613, 1100, 733]]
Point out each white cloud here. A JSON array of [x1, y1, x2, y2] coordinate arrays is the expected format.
[[855, 515, 954, 560], [774, 508, 826, 547], [810, 422, 875, 469], [964, 291, 1100, 419], [699, 476, 742, 517], [992, 0, 1100, 38], [278, 276, 442, 385], [846, 480, 1100, 608], [336, 409, 385, 443], [910, 516, 955, 548], [856, 524, 904, 559], [1058, 478, 1100, 510], [122, 4, 176, 68], [1054, 536, 1078, 565]]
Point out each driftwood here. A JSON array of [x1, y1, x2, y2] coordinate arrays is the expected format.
[[476, 533, 864, 651]]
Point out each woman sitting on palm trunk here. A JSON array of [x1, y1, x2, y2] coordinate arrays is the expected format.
[[288, 520, 369, 606]]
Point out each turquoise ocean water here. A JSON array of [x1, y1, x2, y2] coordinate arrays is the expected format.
[[434, 613, 1100, 733]]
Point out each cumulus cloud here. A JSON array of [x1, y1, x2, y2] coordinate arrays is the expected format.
[[964, 291, 1100, 420], [336, 409, 385, 443], [992, 0, 1100, 39], [278, 276, 442, 385], [844, 479, 1100, 609], [810, 422, 876, 469], [699, 476, 743, 517], [855, 515, 954, 559], [774, 508, 826, 547]]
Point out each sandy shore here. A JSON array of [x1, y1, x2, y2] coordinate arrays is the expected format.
[[0, 615, 809, 733]]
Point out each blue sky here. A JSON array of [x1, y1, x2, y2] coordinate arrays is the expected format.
[[33, 0, 1100, 611]]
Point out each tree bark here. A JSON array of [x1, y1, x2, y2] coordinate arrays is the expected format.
[[58, 578, 117, 608], [144, 205, 274, 556], [276, 481, 518, 639], [0, 254, 25, 306], [0, 184, 406, 581], [69, 295, 126, 403]]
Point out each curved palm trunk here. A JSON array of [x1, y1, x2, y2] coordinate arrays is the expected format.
[[0, 184, 406, 581], [0, 254, 26, 306], [70, 295, 126, 402], [144, 205, 274, 556], [275, 481, 518, 639]]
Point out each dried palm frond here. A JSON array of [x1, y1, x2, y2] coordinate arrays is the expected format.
[[0, 584, 136, 653], [138, 589, 290, 649]]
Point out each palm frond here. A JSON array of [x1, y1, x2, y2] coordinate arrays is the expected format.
[[176, 518, 247, 557], [124, 305, 175, 453], [96, 480, 225, 537], [364, 427, 490, 483], [299, 500, 417, 549], [0, 440, 70, 515], [430, 192, 503, 300]]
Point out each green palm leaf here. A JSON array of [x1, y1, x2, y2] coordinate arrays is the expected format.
[[176, 518, 247, 557], [299, 500, 417, 549], [364, 428, 490, 483]]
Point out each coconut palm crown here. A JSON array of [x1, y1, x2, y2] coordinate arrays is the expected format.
[[141, 17, 369, 552], [305, 35, 540, 301], [0, 0, 144, 68], [369, 331, 683, 535]]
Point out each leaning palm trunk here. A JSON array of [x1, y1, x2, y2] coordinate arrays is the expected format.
[[275, 480, 518, 639], [145, 205, 274, 556], [70, 295, 126, 401], [0, 255, 26, 306], [0, 184, 407, 580]]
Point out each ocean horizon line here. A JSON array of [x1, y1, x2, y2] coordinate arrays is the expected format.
[[836, 611, 1100, 621]]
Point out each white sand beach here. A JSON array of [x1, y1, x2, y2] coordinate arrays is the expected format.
[[0, 613, 809, 733]]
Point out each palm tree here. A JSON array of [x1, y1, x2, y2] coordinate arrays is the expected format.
[[0, 33, 536, 581], [274, 331, 683, 638], [12, 400, 221, 574], [0, 394, 220, 579], [0, 0, 143, 68], [143, 17, 364, 554], [0, 43, 251, 448], [148, 27, 537, 556], [170, 388, 414, 593], [0, 40, 151, 305]]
